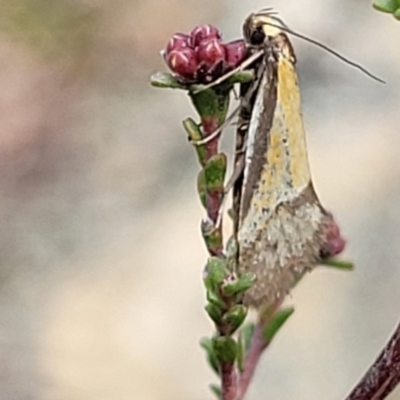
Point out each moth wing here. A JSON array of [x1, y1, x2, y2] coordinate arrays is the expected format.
[[237, 34, 333, 308]]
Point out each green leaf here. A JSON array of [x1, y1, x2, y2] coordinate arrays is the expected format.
[[373, 0, 398, 13], [205, 257, 229, 286], [206, 289, 226, 309], [209, 384, 222, 399], [263, 307, 294, 342], [200, 337, 220, 376], [183, 118, 207, 166], [190, 71, 254, 94], [239, 323, 255, 353], [189, 88, 230, 124], [197, 170, 207, 208], [150, 72, 186, 89], [212, 336, 237, 364], [222, 70, 255, 86], [204, 153, 227, 194], [201, 219, 223, 255], [205, 303, 223, 325], [222, 305, 247, 334], [222, 273, 256, 296], [320, 258, 354, 271]]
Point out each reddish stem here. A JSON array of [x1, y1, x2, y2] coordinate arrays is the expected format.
[[345, 319, 400, 400], [221, 362, 237, 400], [202, 112, 233, 397], [236, 323, 266, 400], [202, 116, 220, 160], [236, 301, 282, 400], [202, 115, 224, 255]]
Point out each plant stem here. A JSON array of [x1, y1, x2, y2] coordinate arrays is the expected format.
[[194, 90, 235, 397], [202, 115, 223, 227], [236, 301, 281, 400], [345, 319, 400, 400], [202, 116, 220, 160], [236, 323, 266, 400], [221, 362, 237, 400]]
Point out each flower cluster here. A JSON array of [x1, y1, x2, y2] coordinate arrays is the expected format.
[[163, 25, 247, 83]]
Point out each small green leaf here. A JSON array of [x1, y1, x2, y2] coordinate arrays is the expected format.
[[150, 72, 186, 89], [222, 273, 256, 296], [222, 305, 247, 334], [394, 7, 400, 18], [200, 337, 220, 376], [212, 336, 237, 363], [205, 257, 229, 286], [373, 0, 398, 13], [320, 258, 354, 271], [206, 289, 226, 309], [209, 384, 222, 399], [190, 70, 255, 95], [183, 118, 202, 141], [223, 70, 255, 86], [239, 323, 255, 353], [197, 170, 207, 208], [201, 219, 223, 255], [183, 118, 207, 166], [189, 88, 230, 123], [263, 307, 294, 342], [205, 303, 223, 325], [204, 153, 227, 194]]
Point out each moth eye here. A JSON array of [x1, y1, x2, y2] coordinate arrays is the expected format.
[[250, 26, 265, 45]]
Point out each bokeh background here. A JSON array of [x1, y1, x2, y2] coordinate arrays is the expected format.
[[0, 0, 399, 399]]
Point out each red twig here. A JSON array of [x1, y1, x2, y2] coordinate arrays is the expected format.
[[202, 116, 220, 160], [202, 112, 234, 397], [345, 319, 400, 400], [221, 362, 237, 400], [236, 301, 281, 400], [202, 115, 223, 226], [236, 323, 266, 400]]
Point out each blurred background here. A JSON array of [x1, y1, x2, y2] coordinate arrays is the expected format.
[[0, 0, 399, 399]]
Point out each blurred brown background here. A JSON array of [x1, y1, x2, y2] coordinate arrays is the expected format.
[[0, 0, 399, 399]]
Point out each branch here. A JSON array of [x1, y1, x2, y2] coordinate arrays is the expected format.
[[345, 319, 400, 400], [236, 323, 266, 400], [221, 362, 237, 400], [236, 302, 291, 400]]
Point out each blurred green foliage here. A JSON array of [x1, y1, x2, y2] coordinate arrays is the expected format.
[[373, 0, 400, 19]]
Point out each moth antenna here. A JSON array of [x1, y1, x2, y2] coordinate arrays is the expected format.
[[258, 7, 279, 16], [264, 19, 385, 84]]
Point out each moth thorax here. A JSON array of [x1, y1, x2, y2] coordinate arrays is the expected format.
[[243, 14, 283, 46]]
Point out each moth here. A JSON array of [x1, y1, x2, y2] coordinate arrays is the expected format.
[[233, 11, 344, 309]]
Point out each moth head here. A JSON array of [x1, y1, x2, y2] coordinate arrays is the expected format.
[[243, 12, 283, 46]]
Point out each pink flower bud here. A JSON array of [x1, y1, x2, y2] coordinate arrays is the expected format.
[[225, 40, 247, 68], [197, 38, 226, 70], [189, 25, 221, 47], [165, 33, 191, 54], [167, 48, 198, 79], [323, 220, 346, 257]]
